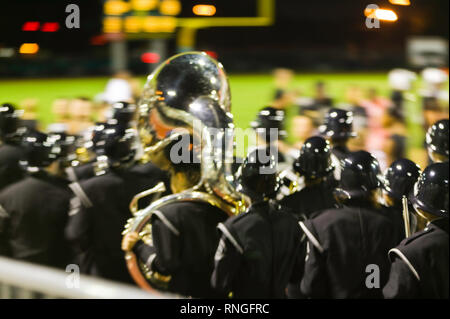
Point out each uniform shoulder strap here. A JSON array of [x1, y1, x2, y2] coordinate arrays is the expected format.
[[69, 182, 93, 208], [388, 248, 420, 281], [217, 222, 244, 254], [299, 221, 325, 254]]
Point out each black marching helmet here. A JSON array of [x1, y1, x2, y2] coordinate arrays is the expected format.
[[21, 129, 62, 171], [108, 101, 137, 128], [0, 103, 23, 141], [251, 106, 287, 143], [409, 162, 449, 218], [382, 158, 421, 202], [94, 125, 138, 166], [426, 119, 449, 162], [334, 150, 382, 201], [47, 129, 77, 168], [294, 136, 334, 179], [319, 108, 357, 141], [236, 147, 280, 202]]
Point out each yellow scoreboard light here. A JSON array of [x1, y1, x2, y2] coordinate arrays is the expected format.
[[104, 0, 131, 15], [103, 17, 122, 33], [160, 0, 181, 16], [142, 16, 176, 33], [102, 0, 274, 38], [142, 16, 159, 33], [124, 16, 142, 33], [157, 16, 177, 32], [131, 0, 159, 11]]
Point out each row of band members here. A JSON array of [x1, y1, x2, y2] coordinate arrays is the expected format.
[[0, 101, 448, 299]]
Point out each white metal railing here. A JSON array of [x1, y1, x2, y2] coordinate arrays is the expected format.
[[0, 256, 172, 299]]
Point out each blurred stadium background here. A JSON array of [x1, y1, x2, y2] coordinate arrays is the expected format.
[[0, 0, 448, 164]]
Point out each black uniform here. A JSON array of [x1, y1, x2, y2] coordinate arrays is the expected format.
[[280, 181, 338, 298], [383, 218, 449, 299], [65, 162, 96, 183], [65, 162, 169, 283], [300, 202, 403, 298], [280, 182, 337, 220], [280, 181, 338, 299], [133, 200, 229, 298], [211, 201, 304, 298], [0, 171, 71, 268], [0, 142, 25, 191], [383, 204, 417, 241]]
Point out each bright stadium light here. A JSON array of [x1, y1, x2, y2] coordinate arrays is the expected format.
[[375, 9, 398, 21], [364, 8, 398, 22], [389, 0, 411, 6], [193, 4, 216, 16], [19, 43, 39, 54]]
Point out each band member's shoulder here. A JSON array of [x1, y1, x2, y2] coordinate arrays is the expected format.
[[399, 226, 438, 247]]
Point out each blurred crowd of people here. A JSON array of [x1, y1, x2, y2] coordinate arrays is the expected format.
[[268, 67, 449, 170]]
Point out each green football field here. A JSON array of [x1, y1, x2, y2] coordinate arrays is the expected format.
[[0, 73, 430, 149]]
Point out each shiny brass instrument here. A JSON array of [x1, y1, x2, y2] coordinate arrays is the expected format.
[[402, 195, 411, 238], [129, 182, 166, 215], [123, 52, 248, 291]]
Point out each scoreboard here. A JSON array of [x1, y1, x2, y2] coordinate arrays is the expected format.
[[103, 0, 274, 37]]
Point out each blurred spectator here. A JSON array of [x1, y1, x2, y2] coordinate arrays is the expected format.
[[295, 81, 334, 127], [388, 68, 417, 116], [19, 98, 39, 130], [271, 90, 295, 110], [98, 70, 134, 104], [360, 87, 391, 168], [273, 68, 294, 101], [381, 107, 408, 166], [67, 97, 94, 135], [342, 86, 368, 152], [92, 100, 111, 123], [51, 98, 71, 124], [313, 81, 333, 109], [420, 68, 449, 129], [291, 113, 317, 149]]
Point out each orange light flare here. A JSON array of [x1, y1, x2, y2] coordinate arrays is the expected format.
[[364, 8, 398, 22], [389, 0, 410, 6], [192, 4, 216, 16], [19, 43, 39, 54]]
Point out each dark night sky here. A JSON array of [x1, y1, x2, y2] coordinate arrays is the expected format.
[[0, 0, 447, 52], [0, 0, 448, 74]]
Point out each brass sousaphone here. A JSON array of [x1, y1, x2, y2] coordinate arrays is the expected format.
[[122, 52, 247, 292]]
